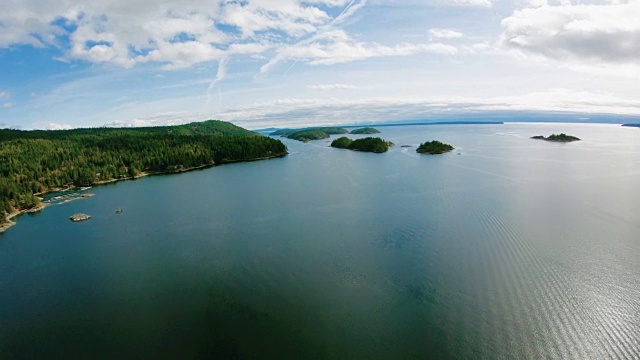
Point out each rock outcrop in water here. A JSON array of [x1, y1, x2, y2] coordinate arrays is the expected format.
[[69, 213, 92, 222]]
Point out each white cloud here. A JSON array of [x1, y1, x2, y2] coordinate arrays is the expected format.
[[205, 58, 228, 105], [220, 1, 328, 37], [501, 2, 640, 67], [449, 0, 493, 7], [485, 88, 640, 114], [3, 101, 15, 108], [307, 0, 352, 6], [233, 95, 640, 129], [0, 0, 354, 69], [429, 28, 464, 40], [0, 91, 9, 98], [46, 123, 73, 130], [370, 0, 493, 7], [93, 87, 640, 130], [1, 0, 460, 75], [287, 41, 456, 65], [261, 29, 458, 72], [101, 110, 216, 129], [308, 84, 359, 90]]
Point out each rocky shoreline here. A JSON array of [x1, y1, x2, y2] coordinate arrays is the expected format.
[[0, 204, 46, 234], [69, 213, 92, 222], [0, 220, 16, 234], [0, 152, 287, 233]]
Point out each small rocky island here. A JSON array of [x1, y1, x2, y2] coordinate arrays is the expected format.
[[531, 133, 580, 142], [69, 213, 92, 222], [416, 141, 454, 154], [271, 127, 348, 142], [349, 127, 381, 134], [331, 137, 391, 153]]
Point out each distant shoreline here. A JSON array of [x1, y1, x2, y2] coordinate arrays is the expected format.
[[257, 121, 504, 133], [0, 152, 287, 234], [339, 121, 505, 128], [257, 119, 640, 133]]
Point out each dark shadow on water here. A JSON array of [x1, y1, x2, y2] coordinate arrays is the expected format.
[[0, 287, 328, 359]]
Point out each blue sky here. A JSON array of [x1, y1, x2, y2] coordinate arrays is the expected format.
[[1, 0, 639, 130]]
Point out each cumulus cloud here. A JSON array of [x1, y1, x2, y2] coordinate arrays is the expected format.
[[0, 0, 466, 74], [501, 2, 640, 66], [0, 0, 353, 69]]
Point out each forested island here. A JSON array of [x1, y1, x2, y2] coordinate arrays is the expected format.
[[270, 127, 348, 142], [416, 141, 454, 154], [531, 133, 581, 142], [331, 137, 391, 153], [349, 127, 381, 134], [622, 124, 640, 128], [0, 120, 287, 231]]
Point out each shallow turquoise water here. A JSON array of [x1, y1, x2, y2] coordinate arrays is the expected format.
[[1, 123, 639, 359]]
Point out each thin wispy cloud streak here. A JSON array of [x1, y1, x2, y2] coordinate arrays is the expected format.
[[206, 58, 228, 108], [259, 0, 368, 73]]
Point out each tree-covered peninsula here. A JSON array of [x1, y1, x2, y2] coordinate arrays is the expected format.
[[531, 133, 580, 142], [416, 141, 454, 154], [349, 127, 381, 134], [271, 127, 348, 142], [330, 137, 390, 153], [0, 120, 287, 229]]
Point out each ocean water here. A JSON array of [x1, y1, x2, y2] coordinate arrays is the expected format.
[[1, 123, 639, 359]]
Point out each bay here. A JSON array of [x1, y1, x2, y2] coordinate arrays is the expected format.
[[1, 123, 640, 359]]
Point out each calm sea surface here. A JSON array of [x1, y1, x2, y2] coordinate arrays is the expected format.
[[1, 123, 639, 359]]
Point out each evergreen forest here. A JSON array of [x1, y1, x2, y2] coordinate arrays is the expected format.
[[349, 127, 381, 134], [330, 137, 390, 153], [271, 127, 348, 142], [0, 120, 287, 220], [530, 133, 581, 142], [416, 141, 454, 154]]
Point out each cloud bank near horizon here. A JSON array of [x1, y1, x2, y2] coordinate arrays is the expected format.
[[96, 88, 640, 130]]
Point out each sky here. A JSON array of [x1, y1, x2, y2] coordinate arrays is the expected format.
[[1, 0, 640, 130]]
